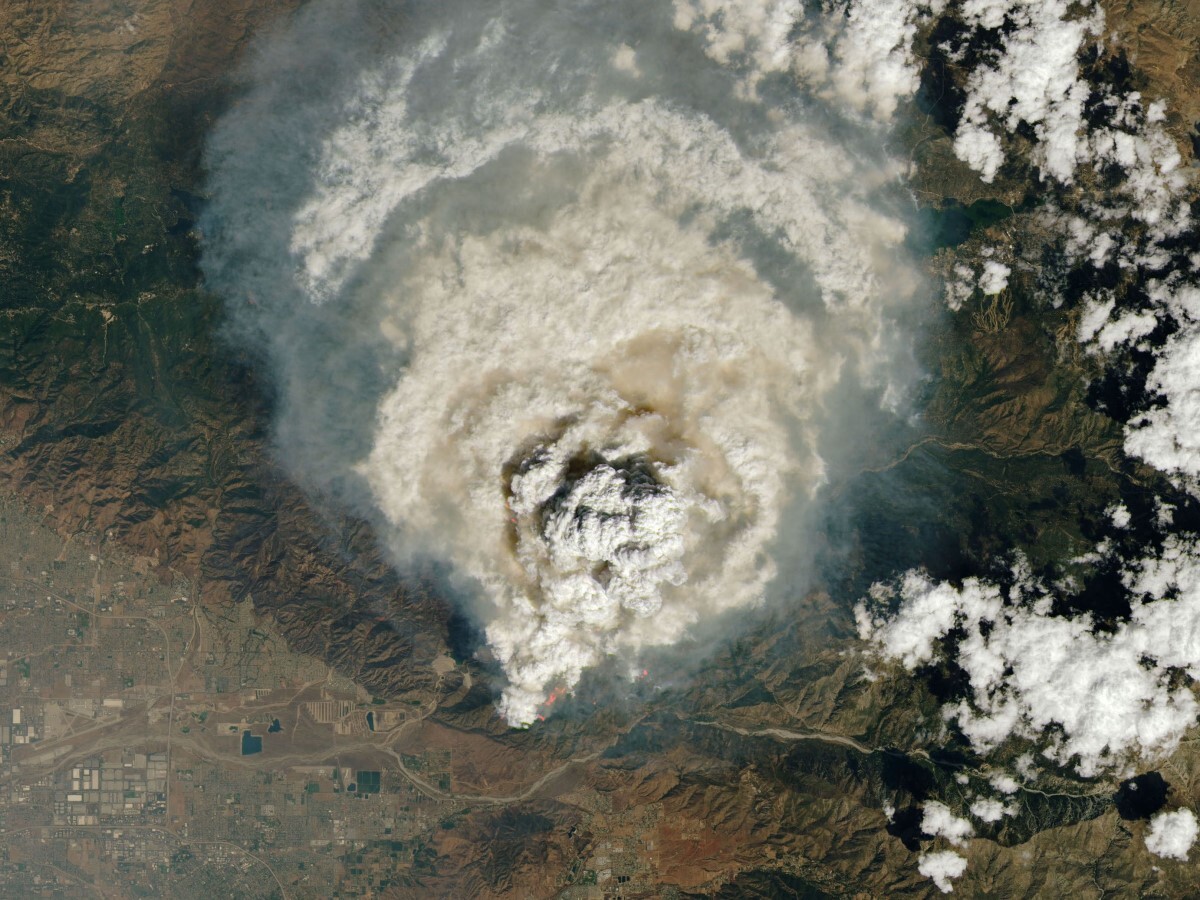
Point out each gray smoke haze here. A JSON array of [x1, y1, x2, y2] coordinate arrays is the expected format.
[[200, 0, 931, 725]]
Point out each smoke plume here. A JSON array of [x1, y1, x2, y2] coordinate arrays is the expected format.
[[201, 0, 925, 725]]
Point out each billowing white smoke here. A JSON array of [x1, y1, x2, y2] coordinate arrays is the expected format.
[[202, 0, 922, 725], [362, 134, 830, 723]]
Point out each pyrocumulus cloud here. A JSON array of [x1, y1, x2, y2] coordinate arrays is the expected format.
[[202, 0, 923, 725]]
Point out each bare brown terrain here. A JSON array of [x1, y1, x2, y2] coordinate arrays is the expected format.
[[1, 0, 1200, 897]]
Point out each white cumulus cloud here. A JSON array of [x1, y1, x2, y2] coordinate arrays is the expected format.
[[952, 0, 1102, 183], [919, 850, 968, 892], [969, 797, 1017, 822], [857, 546, 1200, 776], [978, 260, 1010, 296], [922, 801, 974, 847], [1145, 808, 1199, 861]]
